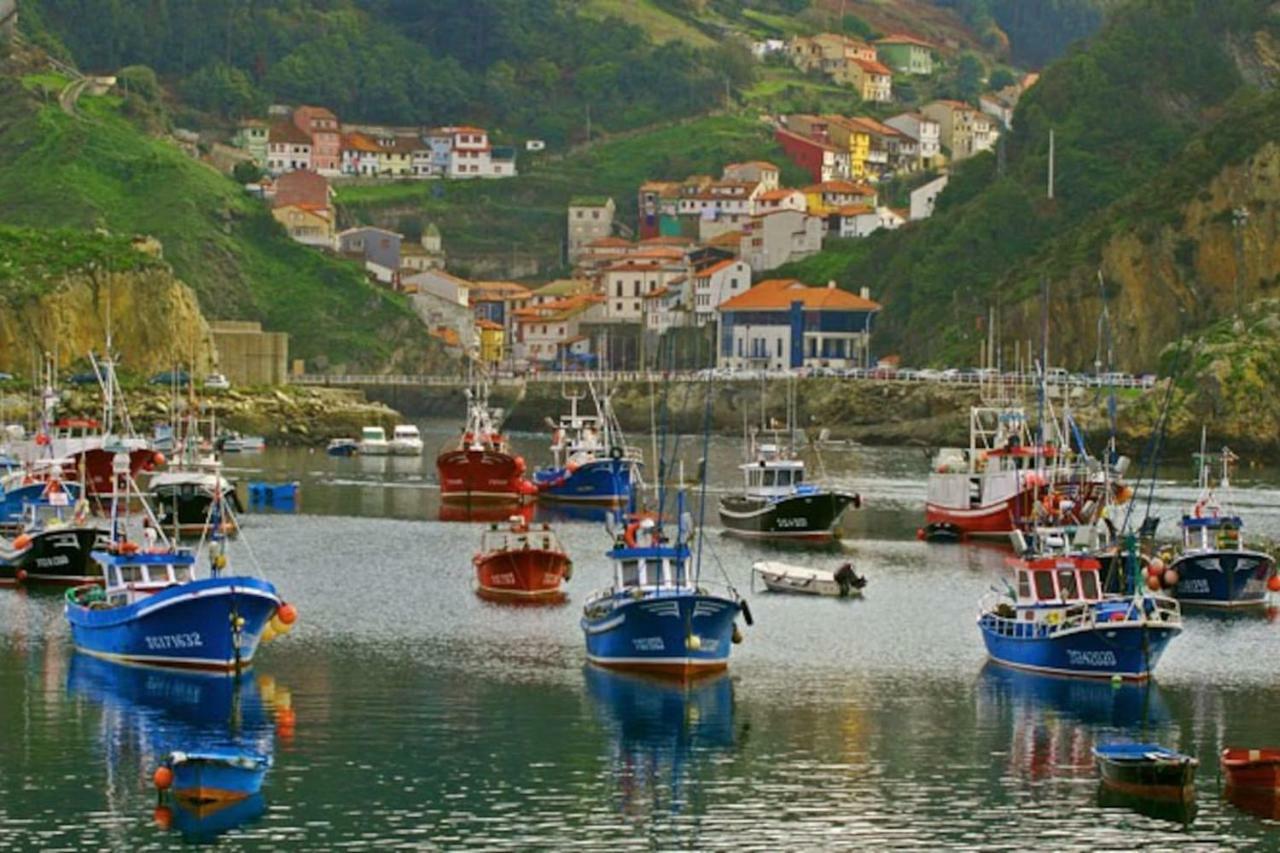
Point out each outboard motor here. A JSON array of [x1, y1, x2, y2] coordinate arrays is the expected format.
[[833, 563, 867, 597]]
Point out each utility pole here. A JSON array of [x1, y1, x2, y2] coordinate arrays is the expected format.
[[1232, 205, 1249, 319], [1047, 128, 1055, 201]]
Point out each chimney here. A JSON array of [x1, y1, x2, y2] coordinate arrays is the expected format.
[[860, 286, 870, 300], [827, 280, 836, 290]]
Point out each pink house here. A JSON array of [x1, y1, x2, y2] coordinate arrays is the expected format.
[[293, 106, 341, 175]]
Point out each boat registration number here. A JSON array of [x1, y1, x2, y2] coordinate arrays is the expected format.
[[490, 572, 516, 586], [776, 517, 808, 529], [1066, 649, 1116, 667], [145, 632, 204, 650], [35, 555, 70, 568], [633, 637, 665, 651], [1177, 579, 1210, 594]]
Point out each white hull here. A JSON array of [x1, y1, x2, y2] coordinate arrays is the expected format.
[[389, 440, 424, 457], [359, 442, 391, 456]]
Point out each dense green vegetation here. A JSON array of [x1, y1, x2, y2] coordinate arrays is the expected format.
[[19, 0, 756, 146], [938, 0, 1109, 67], [777, 0, 1278, 364], [0, 77, 437, 369], [0, 225, 164, 302], [338, 114, 810, 274]]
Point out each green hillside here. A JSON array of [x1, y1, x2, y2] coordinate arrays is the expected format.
[[777, 0, 1279, 365], [0, 72, 437, 370]]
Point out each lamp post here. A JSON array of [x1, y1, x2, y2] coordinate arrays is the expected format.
[[1232, 205, 1249, 319]]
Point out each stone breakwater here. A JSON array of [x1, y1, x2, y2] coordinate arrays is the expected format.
[[1, 386, 400, 446]]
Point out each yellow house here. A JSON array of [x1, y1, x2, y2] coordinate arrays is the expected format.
[[822, 115, 872, 179], [477, 319, 505, 366], [270, 203, 334, 247]]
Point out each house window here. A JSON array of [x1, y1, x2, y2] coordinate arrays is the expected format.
[[776, 339, 783, 358], [615, 282, 623, 298]]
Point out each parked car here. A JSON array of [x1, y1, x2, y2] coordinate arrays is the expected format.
[[148, 371, 191, 387], [0, 372, 13, 382], [204, 373, 231, 390], [67, 371, 99, 385]]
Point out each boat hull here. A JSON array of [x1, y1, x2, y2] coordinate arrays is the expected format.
[[474, 547, 569, 601], [170, 756, 269, 803], [925, 491, 1032, 539], [1096, 754, 1198, 799], [581, 592, 740, 678], [79, 447, 159, 498], [65, 576, 281, 671], [1222, 749, 1280, 790], [978, 619, 1180, 681], [437, 448, 528, 503], [152, 486, 244, 537], [536, 459, 634, 504], [719, 491, 857, 542], [1170, 549, 1275, 608], [0, 526, 108, 586]]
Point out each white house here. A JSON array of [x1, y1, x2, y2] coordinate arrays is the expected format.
[[909, 175, 949, 221], [722, 161, 780, 191], [600, 258, 689, 322], [740, 210, 824, 272], [403, 269, 471, 306], [885, 112, 941, 166], [692, 258, 751, 326]]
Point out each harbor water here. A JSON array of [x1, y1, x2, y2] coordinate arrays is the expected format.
[[2, 423, 1279, 848]]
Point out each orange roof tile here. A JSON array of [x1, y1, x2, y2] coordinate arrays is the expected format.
[[476, 319, 503, 331], [639, 236, 694, 247], [718, 279, 881, 312], [851, 58, 893, 77], [758, 188, 803, 202], [695, 258, 741, 276], [586, 236, 633, 248], [803, 180, 875, 195], [344, 132, 382, 153], [875, 33, 935, 49], [833, 205, 875, 216]]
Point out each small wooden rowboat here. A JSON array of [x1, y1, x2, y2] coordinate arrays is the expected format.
[[1094, 743, 1198, 799], [752, 561, 866, 598], [1222, 748, 1280, 790]]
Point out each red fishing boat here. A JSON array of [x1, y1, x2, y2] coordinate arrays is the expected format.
[[436, 380, 534, 504], [473, 517, 571, 602], [1222, 748, 1280, 790]]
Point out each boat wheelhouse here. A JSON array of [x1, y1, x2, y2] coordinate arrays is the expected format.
[[358, 426, 390, 456], [581, 509, 749, 678], [1168, 443, 1276, 608], [978, 541, 1182, 681], [390, 424, 424, 457]]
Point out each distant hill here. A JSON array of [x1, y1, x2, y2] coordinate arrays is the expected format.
[[778, 0, 1280, 370], [0, 49, 442, 371]]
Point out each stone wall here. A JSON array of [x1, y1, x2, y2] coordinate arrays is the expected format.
[[209, 321, 289, 386]]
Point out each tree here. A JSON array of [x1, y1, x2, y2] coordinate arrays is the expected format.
[[117, 65, 160, 101], [952, 52, 986, 103], [988, 67, 1017, 90], [232, 160, 263, 184], [179, 62, 263, 119]]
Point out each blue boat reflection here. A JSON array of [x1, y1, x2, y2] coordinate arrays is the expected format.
[[584, 665, 738, 819], [66, 654, 289, 840], [533, 502, 611, 525]]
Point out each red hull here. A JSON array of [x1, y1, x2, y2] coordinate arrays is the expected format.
[[588, 659, 729, 680], [437, 448, 529, 503], [74, 448, 159, 498], [1223, 749, 1280, 790], [473, 548, 568, 600], [926, 489, 1037, 538]]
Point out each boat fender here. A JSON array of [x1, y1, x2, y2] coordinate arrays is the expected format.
[[609, 446, 624, 461], [739, 599, 754, 626], [732, 624, 744, 644], [623, 522, 641, 548], [15, 568, 27, 584], [1045, 611, 1061, 625], [564, 560, 573, 581]]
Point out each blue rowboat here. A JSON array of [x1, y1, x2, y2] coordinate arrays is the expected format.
[[65, 555, 281, 672], [162, 749, 272, 803], [978, 546, 1182, 681], [581, 506, 750, 678], [1094, 743, 1199, 799], [165, 793, 267, 841]]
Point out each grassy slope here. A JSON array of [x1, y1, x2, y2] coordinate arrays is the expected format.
[[578, 0, 716, 47], [0, 79, 437, 370], [0, 225, 164, 302], [338, 114, 810, 274]]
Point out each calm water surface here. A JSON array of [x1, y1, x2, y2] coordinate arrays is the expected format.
[[2, 423, 1279, 849]]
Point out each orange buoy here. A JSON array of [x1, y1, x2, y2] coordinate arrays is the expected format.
[[153, 765, 173, 791], [153, 452, 166, 467], [1268, 575, 1280, 593], [1163, 570, 1179, 588], [12, 534, 31, 551], [277, 603, 298, 625], [15, 568, 27, 583], [153, 805, 173, 830], [1146, 575, 1161, 592], [276, 707, 297, 728]]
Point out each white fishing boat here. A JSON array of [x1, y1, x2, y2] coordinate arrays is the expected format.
[[752, 561, 866, 598], [358, 426, 390, 456], [389, 424, 424, 457]]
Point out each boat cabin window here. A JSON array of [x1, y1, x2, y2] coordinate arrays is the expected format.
[[1017, 570, 1031, 600], [1080, 571, 1100, 601], [1033, 571, 1056, 601], [619, 559, 641, 587], [762, 470, 776, 487], [776, 470, 791, 487], [793, 469, 803, 484], [1056, 569, 1079, 601], [119, 563, 144, 585]]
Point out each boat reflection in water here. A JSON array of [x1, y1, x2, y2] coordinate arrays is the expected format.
[[1225, 785, 1280, 821], [1097, 782, 1198, 825], [533, 502, 612, 526], [977, 663, 1172, 783], [584, 665, 738, 821], [66, 654, 292, 841], [438, 501, 534, 525]]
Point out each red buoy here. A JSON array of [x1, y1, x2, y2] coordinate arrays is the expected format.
[[1163, 569, 1179, 588], [277, 603, 298, 625], [15, 569, 27, 584], [153, 452, 166, 467], [1268, 575, 1280, 593], [153, 766, 173, 791], [1146, 575, 1161, 592], [12, 534, 31, 551], [153, 805, 173, 830]]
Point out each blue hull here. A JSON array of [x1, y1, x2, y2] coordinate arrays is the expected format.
[[66, 576, 281, 671], [979, 615, 1180, 681], [535, 459, 634, 504], [582, 591, 740, 676], [978, 662, 1172, 727], [1170, 550, 1274, 608], [168, 793, 267, 841], [0, 481, 83, 529]]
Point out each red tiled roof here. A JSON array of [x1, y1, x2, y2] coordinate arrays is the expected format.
[[586, 236, 633, 248], [851, 58, 893, 77], [476, 319, 503, 331], [833, 205, 875, 216], [270, 121, 311, 145], [718, 279, 881, 312], [724, 161, 778, 171], [695, 258, 741, 276], [344, 132, 381, 153], [803, 180, 875, 195], [273, 170, 330, 209], [875, 33, 935, 49], [758, 188, 803, 202], [639, 236, 694, 246]]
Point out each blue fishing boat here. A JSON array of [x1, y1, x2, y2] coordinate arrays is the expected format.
[[1165, 442, 1277, 608], [1094, 743, 1199, 799], [159, 749, 272, 803], [978, 531, 1182, 681], [165, 793, 268, 841], [0, 463, 85, 533], [64, 452, 291, 672], [534, 385, 642, 504], [581, 496, 751, 678]]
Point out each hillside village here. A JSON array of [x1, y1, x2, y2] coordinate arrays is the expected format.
[[218, 28, 1038, 377]]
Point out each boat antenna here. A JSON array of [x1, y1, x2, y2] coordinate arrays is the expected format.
[[694, 370, 715, 583]]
